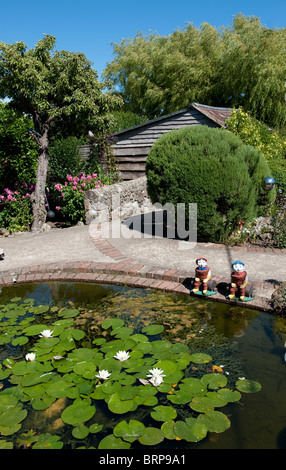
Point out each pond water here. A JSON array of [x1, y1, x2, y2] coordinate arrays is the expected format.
[[0, 281, 286, 450]]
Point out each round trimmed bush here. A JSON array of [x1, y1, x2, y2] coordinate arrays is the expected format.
[[146, 125, 274, 242]]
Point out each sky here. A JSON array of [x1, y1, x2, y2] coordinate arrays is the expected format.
[[1, 0, 286, 80]]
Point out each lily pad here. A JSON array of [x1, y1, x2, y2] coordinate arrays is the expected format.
[[113, 419, 145, 443], [197, 410, 231, 433], [72, 425, 89, 439], [201, 373, 228, 389], [138, 427, 164, 446], [32, 433, 63, 449], [235, 379, 262, 393], [98, 434, 131, 449], [106, 392, 135, 414], [61, 400, 96, 426], [151, 405, 177, 422], [174, 417, 208, 442], [189, 353, 212, 364], [142, 325, 164, 335]]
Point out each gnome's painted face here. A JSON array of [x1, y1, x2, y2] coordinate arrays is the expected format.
[[197, 258, 207, 268], [233, 262, 245, 273]]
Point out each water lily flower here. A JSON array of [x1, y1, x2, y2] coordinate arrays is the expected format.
[[114, 350, 130, 361], [25, 353, 36, 362], [39, 329, 53, 338], [147, 368, 166, 378], [146, 367, 166, 387], [149, 375, 164, 387], [96, 369, 111, 381]]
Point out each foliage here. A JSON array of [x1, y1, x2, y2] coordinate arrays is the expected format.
[[0, 35, 122, 230], [103, 14, 286, 128], [226, 108, 286, 161], [48, 137, 84, 184], [146, 125, 274, 242], [271, 191, 286, 248], [111, 111, 147, 133], [0, 102, 38, 191], [104, 23, 223, 119], [0, 184, 34, 232], [53, 173, 103, 225], [0, 295, 261, 449], [267, 159, 286, 194], [271, 281, 286, 316]]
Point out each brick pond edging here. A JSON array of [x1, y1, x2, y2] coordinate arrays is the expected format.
[[0, 256, 276, 313]]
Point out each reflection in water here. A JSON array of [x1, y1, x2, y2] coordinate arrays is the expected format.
[[1, 281, 286, 449]]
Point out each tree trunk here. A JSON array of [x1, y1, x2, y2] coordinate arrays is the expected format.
[[31, 136, 50, 232]]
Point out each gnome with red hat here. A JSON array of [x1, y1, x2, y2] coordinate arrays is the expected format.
[[193, 257, 211, 295]]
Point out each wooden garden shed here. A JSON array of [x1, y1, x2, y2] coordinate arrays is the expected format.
[[79, 103, 233, 181]]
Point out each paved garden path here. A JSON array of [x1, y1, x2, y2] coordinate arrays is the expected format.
[[0, 221, 285, 312]]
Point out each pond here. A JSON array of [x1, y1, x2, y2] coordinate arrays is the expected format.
[[0, 281, 285, 450]]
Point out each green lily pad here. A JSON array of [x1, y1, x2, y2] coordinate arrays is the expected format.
[[142, 325, 164, 335], [98, 434, 131, 449], [138, 427, 164, 446], [11, 336, 29, 346], [161, 420, 177, 440], [113, 419, 145, 443], [201, 373, 228, 389], [235, 379, 262, 393], [61, 400, 96, 426], [72, 425, 89, 439], [174, 417, 208, 442], [107, 392, 135, 414], [189, 353, 212, 364], [58, 308, 80, 318], [89, 422, 103, 434], [101, 319, 125, 330], [151, 405, 177, 422], [32, 433, 63, 449], [197, 410, 231, 433]]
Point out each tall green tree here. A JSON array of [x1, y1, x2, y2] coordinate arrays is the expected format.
[[0, 102, 38, 190], [0, 35, 121, 230], [219, 14, 286, 129], [104, 14, 286, 128]]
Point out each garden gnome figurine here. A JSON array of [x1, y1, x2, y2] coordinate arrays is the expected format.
[[193, 257, 211, 295], [229, 260, 248, 301], [0, 249, 4, 260]]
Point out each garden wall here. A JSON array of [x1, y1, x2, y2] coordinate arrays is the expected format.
[[84, 176, 154, 225]]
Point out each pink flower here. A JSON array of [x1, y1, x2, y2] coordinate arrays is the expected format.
[[66, 175, 73, 181], [0, 195, 4, 200], [55, 206, 61, 211], [72, 186, 77, 190], [81, 183, 86, 187]]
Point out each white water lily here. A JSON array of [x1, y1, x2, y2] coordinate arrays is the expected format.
[[146, 367, 166, 387], [25, 353, 36, 362], [147, 368, 166, 378], [149, 375, 164, 387], [114, 350, 130, 362], [39, 329, 53, 338], [96, 369, 111, 381]]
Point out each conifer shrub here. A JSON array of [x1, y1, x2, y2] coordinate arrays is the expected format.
[[146, 125, 274, 242]]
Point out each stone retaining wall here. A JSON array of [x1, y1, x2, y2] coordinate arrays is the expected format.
[[84, 176, 154, 225]]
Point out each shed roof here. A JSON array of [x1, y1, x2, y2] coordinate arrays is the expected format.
[[112, 102, 233, 137]]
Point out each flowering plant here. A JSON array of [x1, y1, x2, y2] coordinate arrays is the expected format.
[[0, 182, 35, 232], [53, 173, 103, 225]]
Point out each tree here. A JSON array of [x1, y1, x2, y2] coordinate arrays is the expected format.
[[103, 14, 286, 128], [0, 102, 38, 190], [0, 35, 121, 230], [103, 24, 223, 119]]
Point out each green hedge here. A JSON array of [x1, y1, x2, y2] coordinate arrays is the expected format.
[[146, 125, 274, 242], [267, 159, 286, 194]]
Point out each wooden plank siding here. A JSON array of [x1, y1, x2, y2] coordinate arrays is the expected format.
[[79, 103, 233, 181]]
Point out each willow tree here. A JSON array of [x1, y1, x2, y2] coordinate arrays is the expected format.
[[0, 35, 121, 231], [103, 23, 223, 119], [104, 14, 286, 128], [219, 14, 286, 129]]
